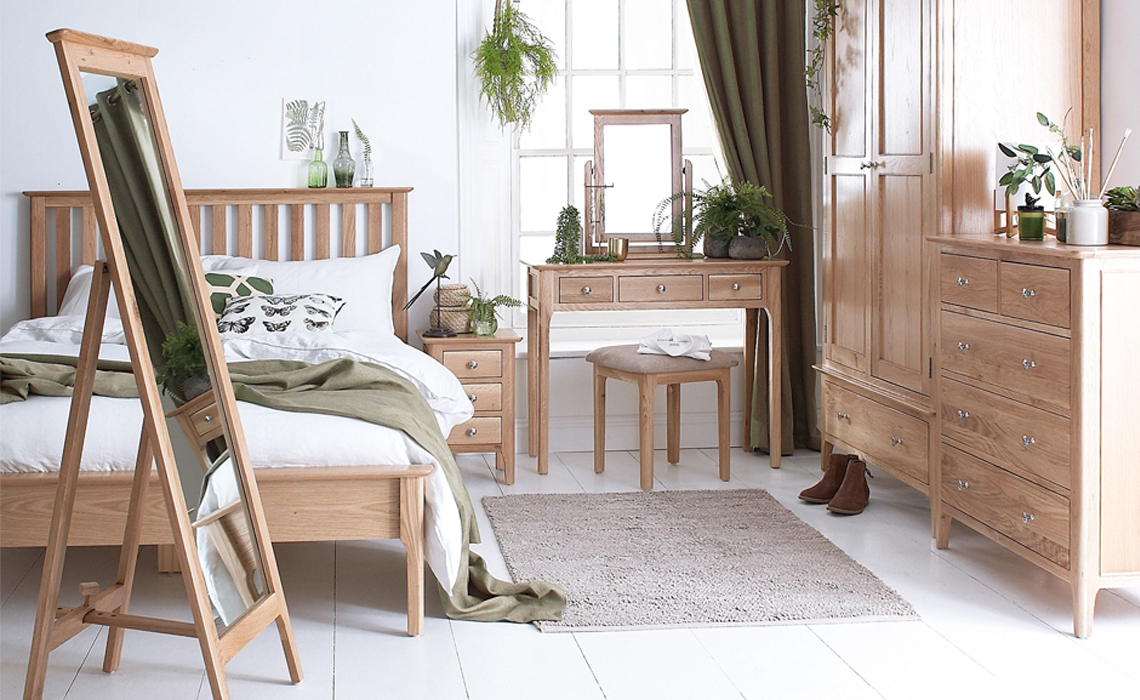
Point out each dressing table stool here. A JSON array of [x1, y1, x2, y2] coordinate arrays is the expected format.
[[586, 345, 738, 490]]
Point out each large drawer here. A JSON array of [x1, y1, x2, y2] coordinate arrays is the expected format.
[[618, 275, 703, 303], [999, 262, 1071, 328], [941, 254, 998, 312], [940, 378, 1070, 491], [442, 349, 503, 379], [942, 445, 1070, 568], [824, 383, 929, 486], [448, 416, 502, 446], [940, 311, 1070, 411]]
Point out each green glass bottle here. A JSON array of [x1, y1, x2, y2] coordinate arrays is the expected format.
[[333, 130, 356, 188], [307, 133, 328, 189]]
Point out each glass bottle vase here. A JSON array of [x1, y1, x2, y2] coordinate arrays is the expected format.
[[333, 130, 356, 188], [307, 147, 328, 189], [359, 155, 374, 187]]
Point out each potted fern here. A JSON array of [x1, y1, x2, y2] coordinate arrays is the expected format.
[[653, 179, 791, 260], [468, 280, 523, 337], [473, 0, 557, 130]]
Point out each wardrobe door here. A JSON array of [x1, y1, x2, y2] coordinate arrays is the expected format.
[[824, 0, 872, 375], [869, 0, 933, 395]]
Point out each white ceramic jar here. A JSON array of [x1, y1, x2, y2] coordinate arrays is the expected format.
[[1067, 199, 1109, 246]]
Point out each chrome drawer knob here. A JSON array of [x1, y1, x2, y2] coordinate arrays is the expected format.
[[1022, 435, 1036, 447], [1022, 288, 1036, 299], [582, 285, 592, 295], [957, 480, 970, 490], [203, 415, 212, 422], [467, 360, 479, 369], [468, 394, 478, 403], [956, 410, 970, 420], [957, 277, 970, 287], [1022, 512, 1036, 524], [1022, 359, 1036, 370], [467, 427, 478, 437], [836, 411, 849, 421], [732, 283, 741, 291], [957, 342, 970, 351], [657, 284, 667, 293], [891, 437, 903, 447]]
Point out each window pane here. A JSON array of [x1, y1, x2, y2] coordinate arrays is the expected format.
[[520, 235, 556, 266], [679, 75, 713, 149], [520, 76, 567, 149], [625, 0, 673, 69], [571, 75, 619, 148], [572, 0, 618, 69], [676, 2, 697, 70], [572, 155, 592, 211], [687, 154, 723, 190], [520, 156, 569, 231], [517, 0, 566, 70], [625, 75, 673, 109]]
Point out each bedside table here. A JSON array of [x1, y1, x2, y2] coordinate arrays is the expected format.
[[419, 329, 521, 484]]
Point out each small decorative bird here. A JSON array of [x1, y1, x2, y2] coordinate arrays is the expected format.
[[404, 250, 456, 310]]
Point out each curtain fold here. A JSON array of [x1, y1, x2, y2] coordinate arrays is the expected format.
[[687, 0, 820, 453]]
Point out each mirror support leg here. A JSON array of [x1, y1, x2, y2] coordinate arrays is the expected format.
[[102, 427, 154, 673]]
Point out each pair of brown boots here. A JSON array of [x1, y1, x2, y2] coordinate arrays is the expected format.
[[799, 453, 870, 515]]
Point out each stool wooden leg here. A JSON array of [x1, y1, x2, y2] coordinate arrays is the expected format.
[[638, 376, 656, 490], [594, 370, 606, 473], [716, 374, 730, 481], [666, 384, 680, 464]]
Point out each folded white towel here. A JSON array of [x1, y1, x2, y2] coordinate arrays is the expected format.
[[637, 328, 713, 361]]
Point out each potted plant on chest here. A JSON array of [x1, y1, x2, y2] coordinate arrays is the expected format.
[[654, 178, 792, 260], [1106, 186, 1140, 245], [468, 280, 523, 337]]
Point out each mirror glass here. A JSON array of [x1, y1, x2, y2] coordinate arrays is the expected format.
[[81, 72, 267, 632], [600, 123, 674, 236]]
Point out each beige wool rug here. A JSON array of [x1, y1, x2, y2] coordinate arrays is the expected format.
[[482, 489, 917, 631]]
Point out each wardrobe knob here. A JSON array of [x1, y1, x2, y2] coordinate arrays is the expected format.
[[657, 284, 667, 293], [1022, 435, 1036, 447], [467, 427, 478, 437], [1022, 359, 1036, 370], [956, 410, 970, 420], [836, 411, 849, 421], [467, 360, 479, 369], [468, 394, 478, 403], [957, 277, 970, 287], [957, 342, 970, 351], [1022, 512, 1036, 524], [582, 285, 592, 295], [890, 437, 903, 447], [1022, 288, 1036, 298], [957, 480, 970, 491], [732, 283, 741, 291]]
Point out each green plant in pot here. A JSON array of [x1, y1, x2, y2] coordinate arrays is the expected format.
[[653, 179, 791, 260], [1017, 193, 1046, 241], [473, 0, 557, 131], [546, 205, 614, 264], [1106, 185, 1140, 243], [155, 321, 209, 404], [468, 280, 523, 337]]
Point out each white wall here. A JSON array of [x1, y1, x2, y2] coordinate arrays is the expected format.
[[1102, 0, 1140, 188]]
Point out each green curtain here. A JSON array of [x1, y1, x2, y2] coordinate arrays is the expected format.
[[91, 80, 195, 365], [686, 0, 819, 453]]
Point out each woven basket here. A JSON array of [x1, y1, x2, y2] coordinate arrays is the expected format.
[[435, 284, 471, 308], [431, 306, 471, 334]]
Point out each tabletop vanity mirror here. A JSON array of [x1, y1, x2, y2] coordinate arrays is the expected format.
[[23, 29, 301, 700], [583, 109, 692, 258]]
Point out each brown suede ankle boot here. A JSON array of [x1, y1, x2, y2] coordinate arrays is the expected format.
[[799, 453, 856, 503], [827, 459, 870, 515]]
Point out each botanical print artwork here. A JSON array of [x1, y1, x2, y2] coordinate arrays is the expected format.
[[281, 98, 326, 160]]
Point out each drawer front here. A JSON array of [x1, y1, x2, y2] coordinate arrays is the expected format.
[[190, 403, 224, 441], [941, 446, 1070, 568], [463, 382, 503, 412], [559, 276, 614, 304], [825, 384, 929, 486], [442, 350, 503, 379], [448, 416, 503, 446], [618, 275, 704, 303], [940, 378, 1070, 491], [941, 254, 998, 312], [1000, 262, 1071, 328], [708, 274, 762, 301], [940, 312, 1070, 411]]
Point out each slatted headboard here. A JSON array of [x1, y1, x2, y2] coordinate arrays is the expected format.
[[24, 188, 411, 342]]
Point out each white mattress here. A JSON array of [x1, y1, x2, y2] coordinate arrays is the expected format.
[[0, 315, 475, 591]]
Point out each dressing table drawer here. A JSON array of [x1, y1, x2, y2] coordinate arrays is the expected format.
[[442, 350, 503, 379], [940, 254, 998, 312], [462, 382, 503, 412], [448, 416, 502, 445], [618, 275, 703, 303], [709, 274, 762, 301], [559, 276, 613, 304]]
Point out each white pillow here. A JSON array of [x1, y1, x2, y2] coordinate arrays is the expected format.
[[200, 246, 399, 335], [57, 265, 122, 319]]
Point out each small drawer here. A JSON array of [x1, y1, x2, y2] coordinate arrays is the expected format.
[[942, 445, 1070, 568], [618, 275, 704, 303], [940, 378, 1070, 491], [559, 276, 613, 304], [708, 274, 762, 301], [448, 416, 503, 446], [463, 382, 503, 412], [1000, 262, 1071, 328], [940, 311, 1070, 412], [442, 350, 503, 379], [824, 383, 929, 486], [941, 254, 998, 312], [190, 402, 224, 441]]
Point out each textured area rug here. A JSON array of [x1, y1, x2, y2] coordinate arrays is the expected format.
[[482, 489, 917, 631]]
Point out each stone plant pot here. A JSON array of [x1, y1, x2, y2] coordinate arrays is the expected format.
[[702, 236, 731, 258], [728, 236, 768, 260], [1108, 210, 1140, 246]]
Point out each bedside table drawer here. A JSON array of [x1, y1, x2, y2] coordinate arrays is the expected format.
[[708, 274, 762, 301], [449, 416, 502, 445], [463, 382, 502, 412], [189, 402, 224, 441], [442, 350, 502, 379], [1000, 262, 1071, 328], [559, 276, 613, 304], [618, 275, 703, 303], [941, 254, 998, 312]]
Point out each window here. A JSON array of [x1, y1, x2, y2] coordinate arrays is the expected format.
[[512, 0, 739, 344]]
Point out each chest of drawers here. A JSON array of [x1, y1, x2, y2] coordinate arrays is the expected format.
[[932, 235, 1140, 638]]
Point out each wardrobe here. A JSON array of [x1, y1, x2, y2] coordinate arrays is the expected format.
[[817, 0, 1099, 530]]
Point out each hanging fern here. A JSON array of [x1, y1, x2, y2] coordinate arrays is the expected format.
[[473, 0, 557, 130], [806, 0, 840, 132]]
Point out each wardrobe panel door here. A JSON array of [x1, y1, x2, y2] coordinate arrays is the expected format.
[[873, 174, 926, 393], [827, 174, 870, 372], [879, 0, 925, 156], [830, 0, 868, 159]]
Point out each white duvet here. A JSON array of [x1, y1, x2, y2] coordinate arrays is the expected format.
[[0, 315, 474, 592]]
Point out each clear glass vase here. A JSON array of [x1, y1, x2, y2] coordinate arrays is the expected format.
[[472, 317, 498, 337], [359, 155, 374, 187], [333, 130, 355, 188]]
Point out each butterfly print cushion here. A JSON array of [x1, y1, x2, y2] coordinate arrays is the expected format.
[[217, 293, 345, 334]]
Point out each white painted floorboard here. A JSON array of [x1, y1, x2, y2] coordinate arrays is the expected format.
[[2, 449, 1137, 699]]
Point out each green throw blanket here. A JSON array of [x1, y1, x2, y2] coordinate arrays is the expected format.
[[1, 353, 566, 622]]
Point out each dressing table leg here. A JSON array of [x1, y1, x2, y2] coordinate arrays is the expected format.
[[768, 273, 783, 469], [743, 308, 758, 453], [528, 305, 539, 457], [536, 308, 552, 475]]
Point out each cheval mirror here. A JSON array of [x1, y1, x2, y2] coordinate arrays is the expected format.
[[23, 29, 302, 700], [583, 109, 692, 258]]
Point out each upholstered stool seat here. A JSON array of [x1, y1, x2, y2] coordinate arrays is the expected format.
[[585, 345, 738, 490]]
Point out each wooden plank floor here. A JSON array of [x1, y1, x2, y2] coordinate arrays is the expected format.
[[2, 449, 1138, 699]]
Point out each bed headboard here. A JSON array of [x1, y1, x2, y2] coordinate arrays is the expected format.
[[24, 187, 412, 342]]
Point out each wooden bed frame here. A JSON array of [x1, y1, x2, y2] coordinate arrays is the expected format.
[[2, 187, 432, 635]]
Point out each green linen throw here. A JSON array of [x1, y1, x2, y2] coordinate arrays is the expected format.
[[1, 354, 137, 404]]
